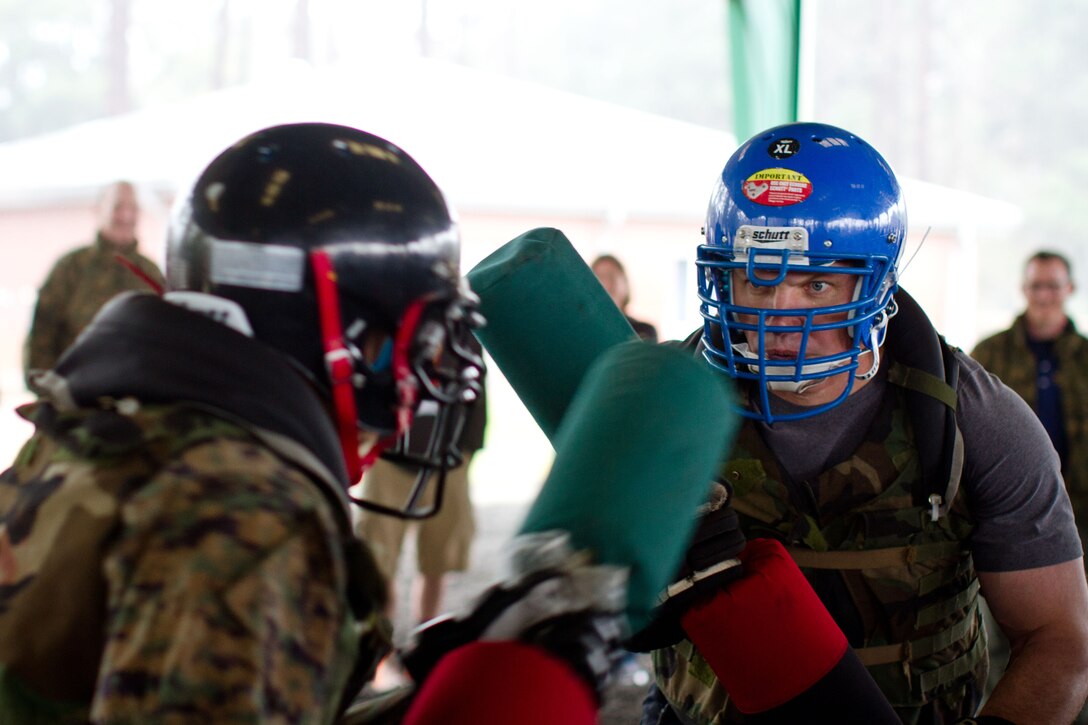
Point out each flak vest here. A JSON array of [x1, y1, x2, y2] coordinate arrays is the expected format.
[[653, 360, 988, 724]]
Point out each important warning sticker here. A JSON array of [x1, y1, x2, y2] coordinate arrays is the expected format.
[[742, 168, 813, 207]]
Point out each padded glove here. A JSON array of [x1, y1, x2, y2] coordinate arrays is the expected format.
[[681, 538, 898, 722], [400, 530, 628, 703], [625, 480, 747, 652]]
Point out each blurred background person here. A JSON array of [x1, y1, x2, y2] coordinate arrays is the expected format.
[[592, 253, 658, 343], [970, 250, 1088, 723], [23, 180, 164, 388], [971, 250, 1088, 555]]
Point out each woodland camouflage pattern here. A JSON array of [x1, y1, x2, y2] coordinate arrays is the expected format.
[[24, 234, 164, 380], [654, 367, 986, 725], [0, 398, 390, 724], [971, 314, 1088, 557]]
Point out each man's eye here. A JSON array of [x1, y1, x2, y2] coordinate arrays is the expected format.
[[810, 280, 829, 293]]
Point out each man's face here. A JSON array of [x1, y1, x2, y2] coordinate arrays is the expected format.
[[98, 183, 140, 246], [730, 262, 861, 406], [1023, 257, 1073, 325]]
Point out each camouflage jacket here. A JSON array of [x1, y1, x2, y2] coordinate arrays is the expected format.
[[1, 293, 390, 724], [971, 315, 1088, 548], [24, 234, 165, 384], [653, 361, 986, 725]]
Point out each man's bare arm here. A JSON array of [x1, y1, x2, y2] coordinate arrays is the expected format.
[[978, 559, 1088, 723]]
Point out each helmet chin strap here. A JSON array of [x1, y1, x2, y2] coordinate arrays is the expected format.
[[854, 327, 883, 382], [311, 250, 363, 484]]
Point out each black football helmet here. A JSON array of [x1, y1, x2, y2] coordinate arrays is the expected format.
[[166, 122, 484, 518]]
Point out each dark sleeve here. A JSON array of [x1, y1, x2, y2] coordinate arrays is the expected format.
[[627, 317, 659, 344], [956, 350, 1083, 571], [744, 650, 898, 724]]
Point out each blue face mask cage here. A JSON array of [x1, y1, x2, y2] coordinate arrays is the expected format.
[[696, 245, 896, 424]]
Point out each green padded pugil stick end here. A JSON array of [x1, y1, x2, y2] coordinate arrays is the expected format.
[[518, 342, 740, 633], [467, 227, 637, 441]]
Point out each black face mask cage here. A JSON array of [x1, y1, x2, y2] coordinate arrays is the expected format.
[[361, 397, 469, 519], [349, 290, 485, 520]]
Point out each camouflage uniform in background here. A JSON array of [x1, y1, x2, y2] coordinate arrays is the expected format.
[[24, 233, 164, 385], [971, 315, 1088, 554], [0, 292, 390, 724]]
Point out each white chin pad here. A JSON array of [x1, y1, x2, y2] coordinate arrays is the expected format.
[[732, 342, 855, 393]]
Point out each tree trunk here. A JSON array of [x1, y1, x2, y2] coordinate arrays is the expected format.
[[293, 0, 311, 60], [106, 0, 131, 115], [211, 0, 230, 89]]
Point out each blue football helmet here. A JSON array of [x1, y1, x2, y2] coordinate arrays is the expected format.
[[697, 122, 906, 423]]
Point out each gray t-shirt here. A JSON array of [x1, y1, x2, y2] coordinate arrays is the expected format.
[[759, 349, 1082, 573]]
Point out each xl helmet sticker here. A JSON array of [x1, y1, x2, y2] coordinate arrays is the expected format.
[[768, 138, 800, 159], [742, 168, 813, 207]]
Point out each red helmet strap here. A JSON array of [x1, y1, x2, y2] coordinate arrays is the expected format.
[[310, 249, 363, 483]]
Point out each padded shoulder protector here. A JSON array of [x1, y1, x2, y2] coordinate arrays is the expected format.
[[873, 288, 961, 510]]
